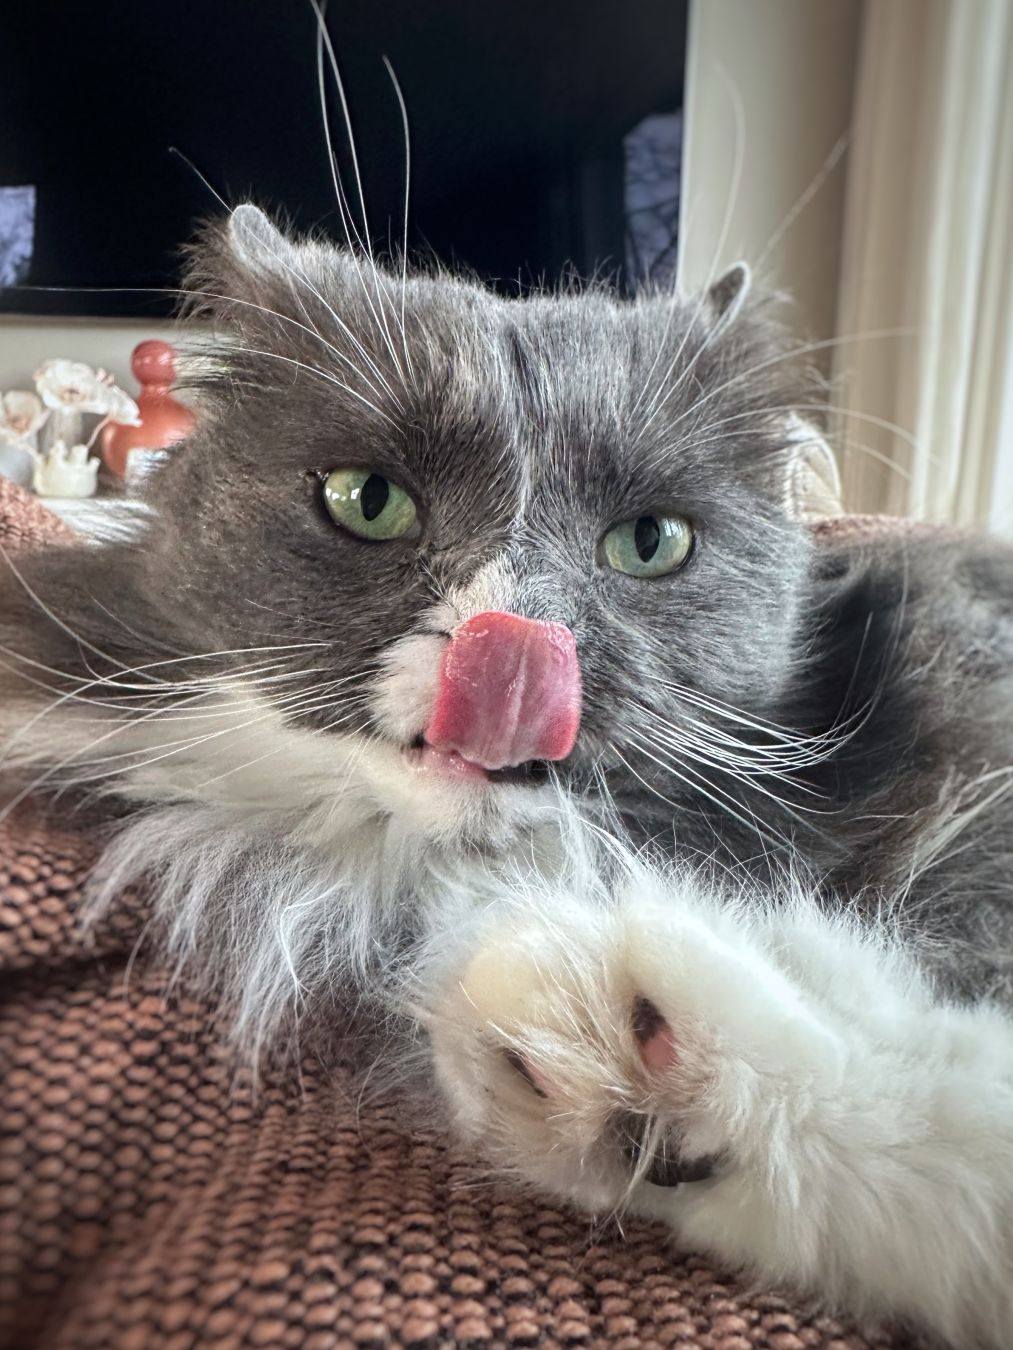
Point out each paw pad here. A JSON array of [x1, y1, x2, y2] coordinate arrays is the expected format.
[[632, 995, 678, 1073], [502, 1048, 549, 1098]]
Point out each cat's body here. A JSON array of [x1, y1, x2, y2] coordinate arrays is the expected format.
[[2, 206, 1013, 1345]]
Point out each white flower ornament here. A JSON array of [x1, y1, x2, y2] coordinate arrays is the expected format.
[[34, 360, 113, 416], [101, 383, 142, 427], [0, 391, 48, 445]]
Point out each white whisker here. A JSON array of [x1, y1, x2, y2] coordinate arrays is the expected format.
[[223, 343, 398, 426], [632, 65, 746, 425], [311, 2, 409, 392], [382, 53, 418, 392]]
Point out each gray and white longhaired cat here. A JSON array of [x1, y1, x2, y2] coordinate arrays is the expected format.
[[3, 198, 1013, 1348]]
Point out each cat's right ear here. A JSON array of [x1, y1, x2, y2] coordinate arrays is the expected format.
[[227, 204, 299, 275], [180, 205, 306, 328]]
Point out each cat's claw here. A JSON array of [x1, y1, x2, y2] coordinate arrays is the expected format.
[[498, 999, 715, 1187]]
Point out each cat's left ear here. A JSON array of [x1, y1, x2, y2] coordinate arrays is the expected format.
[[707, 262, 751, 327], [780, 414, 844, 520]]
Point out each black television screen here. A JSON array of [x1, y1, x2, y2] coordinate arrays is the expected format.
[[0, 0, 687, 317]]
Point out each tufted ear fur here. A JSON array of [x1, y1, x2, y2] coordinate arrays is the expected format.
[[779, 414, 844, 520], [696, 263, 838, 518], [178, 204, 304, 329], [707, 262, 751, 327], [179, 204, 359, 342]]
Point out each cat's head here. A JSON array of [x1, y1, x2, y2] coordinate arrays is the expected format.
[[2, 205, 826, 862]]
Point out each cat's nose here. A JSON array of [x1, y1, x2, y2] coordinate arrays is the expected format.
[[424, 610, 582, 771]]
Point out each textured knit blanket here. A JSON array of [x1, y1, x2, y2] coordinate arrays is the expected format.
[[0, 478, 920, 1350]]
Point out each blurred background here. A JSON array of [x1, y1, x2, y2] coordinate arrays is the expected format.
[[1, 0, 1011, 533]]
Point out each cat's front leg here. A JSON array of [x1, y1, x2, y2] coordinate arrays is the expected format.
[[426, 870, 1013, 1349]]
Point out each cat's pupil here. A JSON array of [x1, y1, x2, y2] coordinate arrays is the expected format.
[[634, 516, 660, 562], [360, 474, 390, 522]]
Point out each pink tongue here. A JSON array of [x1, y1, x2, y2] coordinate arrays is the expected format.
[[424, 611, 582, 771]]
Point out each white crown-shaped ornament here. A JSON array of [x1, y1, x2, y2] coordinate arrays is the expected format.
[[32, 440, 101, 499]]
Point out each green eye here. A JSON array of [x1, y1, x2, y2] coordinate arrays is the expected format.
[[602, 513, 694, 578], [322, 468, 418, 541]]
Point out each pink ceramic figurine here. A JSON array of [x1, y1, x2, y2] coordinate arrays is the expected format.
[[101, 340, 194, 478]]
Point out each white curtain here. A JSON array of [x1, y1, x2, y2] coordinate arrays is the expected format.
[[833, 0, 1013, 535]]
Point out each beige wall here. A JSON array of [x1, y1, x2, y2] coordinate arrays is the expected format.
[[680, 0, 862, 348], [0, 316, 181, 394]]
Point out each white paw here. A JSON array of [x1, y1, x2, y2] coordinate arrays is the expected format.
[[430, 889, 844, 1226]]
